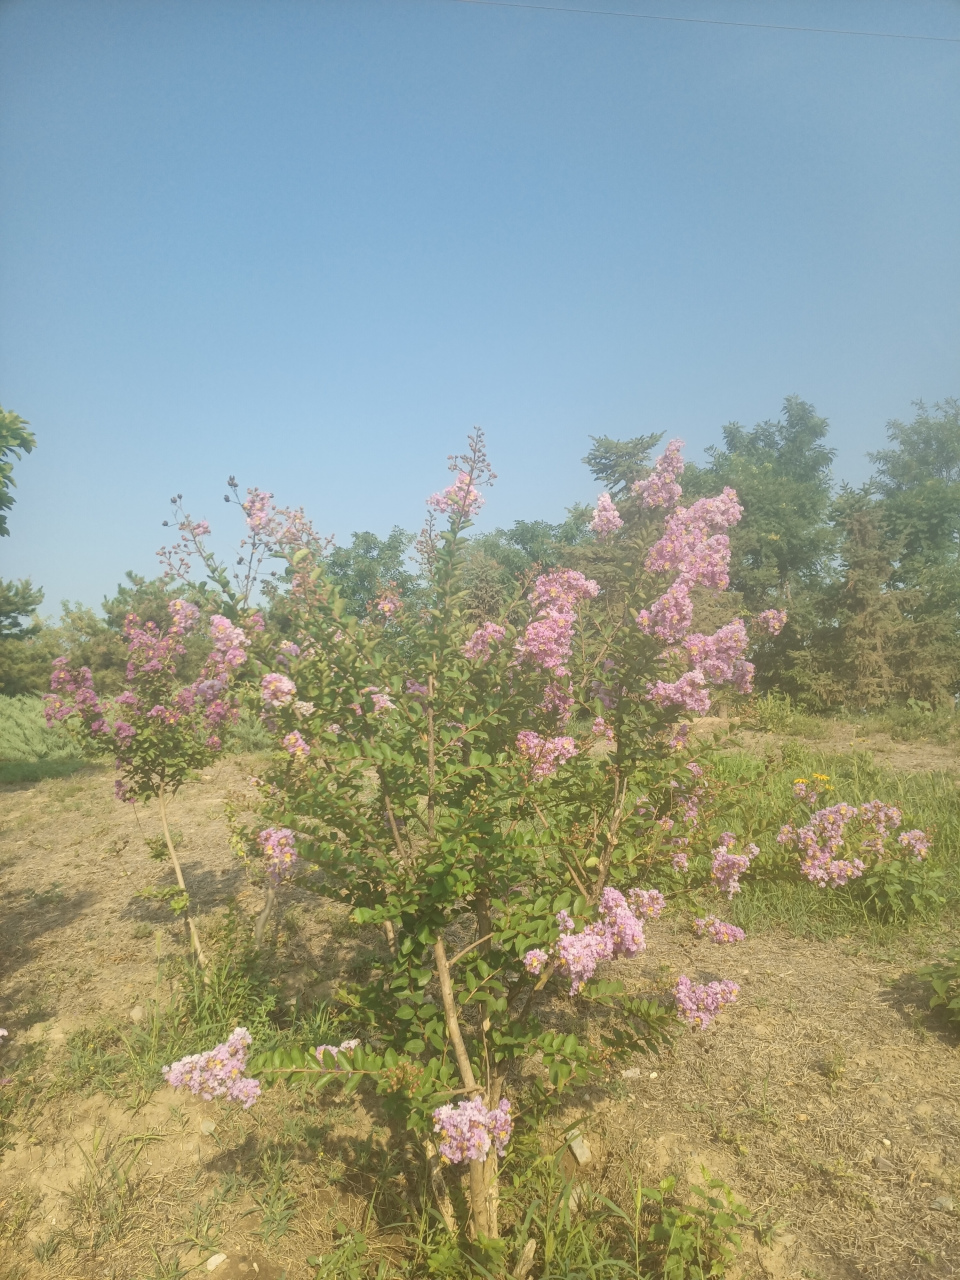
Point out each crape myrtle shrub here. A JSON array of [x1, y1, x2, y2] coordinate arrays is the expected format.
[[46, 431, 933, 1245], [155, 432, 806, 1242]]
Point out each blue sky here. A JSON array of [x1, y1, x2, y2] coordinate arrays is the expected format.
[[1, 0, 958, 612]]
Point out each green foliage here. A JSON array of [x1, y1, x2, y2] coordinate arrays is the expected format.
[[0, 579, 43, 639], [326, 527, 419, 619], [0, 404, 36, 538], [0, 695, 83, 762], [918, 948, 960, 1029], [687, 396, 836, 610], [583, 433, 664, 498]]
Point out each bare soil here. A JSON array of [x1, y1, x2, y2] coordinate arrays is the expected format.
[[1, 760, 958, 1279]]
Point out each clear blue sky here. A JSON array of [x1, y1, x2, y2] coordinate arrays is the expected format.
[[2, 0, 958, 612]]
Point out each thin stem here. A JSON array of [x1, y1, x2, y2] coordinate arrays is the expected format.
[[426, 674, 436, 841], [592, 772, 629, 902], [433, 937, 477, 1091], [157, 785, 208, 970], [254, 885, 276, 948]]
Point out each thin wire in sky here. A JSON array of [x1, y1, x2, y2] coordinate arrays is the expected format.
[[437, 0, 960, 43]]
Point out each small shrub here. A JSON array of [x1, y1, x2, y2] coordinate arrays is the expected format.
[[918, 949, 960, 1030]]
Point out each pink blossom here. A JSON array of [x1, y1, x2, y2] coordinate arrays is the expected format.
[[168, 599, 200, 634], [755, 608, 787, 636], [542, 680, 574, 721], [261, 673, 296, 708], [591, 492, 623, 537], [632, 439, 685, 509], [710, 833, 756, 897], [376, 591, 401, 616], [427, 471, 484, 519], [432, 1097, 513, 1163], [516, 731, 578, 780], [647, 670, 711, 715], [257, 827, 299, 884], [637, 580, 694, 643], [674, 975, 739, 1029], [591, 716, 614, 741], [898, 829, 930, 859], [693, 917, 745, 944], [282, 730, 310, 760], [462, 622, 506, 661], [163, 1027, 261, 1108], [628, 888, 666, 919], [524, 948, 550, 975], [314, 1037, 361, 1067]]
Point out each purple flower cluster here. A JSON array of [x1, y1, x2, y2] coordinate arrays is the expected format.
[[432, 1096, 513, 1163], [591, 492, 624, 536], [778, 803, 865, 888], [462, 621, 506, 661], [647, 670, 711, 715], [682, 620, 753, 692], [261, 672, 297, 708], [209, 614, 249, 670], [898, 829, 930, 859], [282, 730, 310, 760], [693, 917, 745, 944], [162, 1027, 261, 1108], [516, 731, 578, 780], [515, 571, 600, 676], [755, 608, 787, 636], [637, 580, 694, 644], [632, 439, 685, 509], [376, 590, 401, 617], [314, 1037, 360, 1066], [710, 833, 758, 897], [525, 888, 650, 995], [257, 827, 299, 884], [645, 488, 743, 591], [674, 975, 740, 1029], [628, 887, 666, 919], [427, 470, 484, 519]]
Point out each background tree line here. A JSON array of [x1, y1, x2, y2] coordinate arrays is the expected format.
[[3, 394, 960, 715]]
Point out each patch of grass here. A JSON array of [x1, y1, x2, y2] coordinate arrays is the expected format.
[[0, 757, 93, 784]]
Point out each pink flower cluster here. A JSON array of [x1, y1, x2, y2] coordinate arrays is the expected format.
[[427, 470, 484, 519], [362, 685, 396, 714], [516, 731, 578, 780], [674, 975, 739, 1029], [591, 715, 614, 741], [632, 439, 685, 509], [755, 608, 787, 636], [515, 570, 599, 677], [462, 621, 506, 661], [163, 1027, 261, 1108], [282, 730, 310, 760], [647, 619, 754, 713], [209, 614, 249, 670], [525, 888, 652, 995], [629, 888, 666, 919], [778, 803, 865, 888], [314, 1037, 360, 1066], [262, 673, 297, 708], [591, 492, 623, 537], [693, 917, 745, 944], [257, 827, 299, 884], [432, 1096, 513, 1164], [646, 488, 742, 582], [376, 591, 401, 617], [637, 580, 694, 644], [710, 833, 758, 897], [898, 829, 930, 859]]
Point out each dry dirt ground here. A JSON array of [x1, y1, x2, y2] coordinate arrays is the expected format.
[[0, 755, 958, 1280]]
